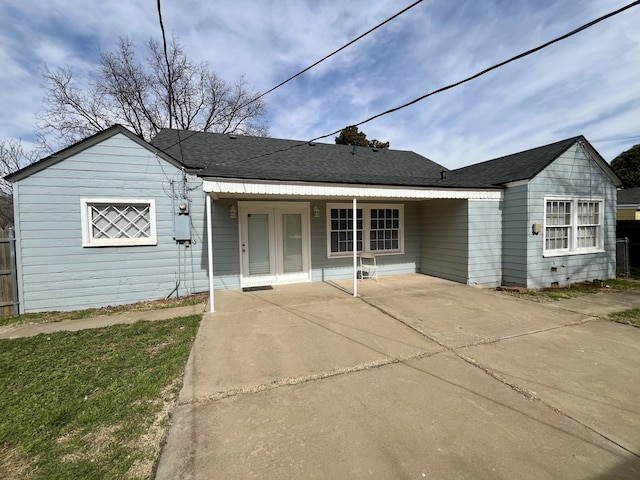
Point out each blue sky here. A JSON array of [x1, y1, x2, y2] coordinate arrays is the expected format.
[[0, 0, 638, 168]]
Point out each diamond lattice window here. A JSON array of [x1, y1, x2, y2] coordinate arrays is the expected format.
[[81, 199, 157, 247]]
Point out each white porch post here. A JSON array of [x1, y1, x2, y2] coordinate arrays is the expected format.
[[206, 194, 215, 312], [353, 197, 358, 298]]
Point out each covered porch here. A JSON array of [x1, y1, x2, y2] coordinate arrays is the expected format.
[[202, 177, 503, 312]]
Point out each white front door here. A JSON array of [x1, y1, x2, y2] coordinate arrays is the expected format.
[[239, 202, 311, 287]]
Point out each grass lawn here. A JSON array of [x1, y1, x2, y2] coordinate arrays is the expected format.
[[609, 308, 640, 327], [0, 293, 208, 327], [0, 315, 201, 479]]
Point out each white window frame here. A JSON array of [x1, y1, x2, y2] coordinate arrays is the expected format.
[[326, 203, 404, 258], [81, 198, 157, 247], [543, 197, 604, 257]]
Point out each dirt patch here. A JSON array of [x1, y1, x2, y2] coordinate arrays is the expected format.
[[100, 293, 209, 314], [0, 445, 33, 479], [496, 281, 623, 302], [60, 424, 122, 464], [128, 379, 183, 479]]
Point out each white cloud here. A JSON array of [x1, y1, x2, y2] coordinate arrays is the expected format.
[[0, 0, 638, 165]]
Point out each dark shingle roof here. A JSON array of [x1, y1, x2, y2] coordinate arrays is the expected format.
[[150, 129, 463, 188], [450, 136, 583, 187], [618, 187, 640, 205]]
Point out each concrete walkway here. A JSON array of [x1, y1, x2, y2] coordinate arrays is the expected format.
[[155, 275, 640, 480], [0, 303, 206, 339]]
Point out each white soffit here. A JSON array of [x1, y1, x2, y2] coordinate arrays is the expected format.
[[202, 178, 503, 200]]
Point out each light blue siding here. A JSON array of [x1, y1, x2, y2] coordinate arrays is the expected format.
[[13, 133, 209, 312], [499, 143, 617, 289], [211, 199, 241, 289], [525, 144, 616, 287], [14, 132, 617, 312], [468, 200, 502, 287], [206, 199, 420, 286], [502, 184, 529, 285], [308, 200, 420, 281], [419, 199, 468, 284]]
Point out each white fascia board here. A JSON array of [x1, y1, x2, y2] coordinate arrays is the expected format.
[[202, 178, 503, 200], [504, 179, 529, 188]]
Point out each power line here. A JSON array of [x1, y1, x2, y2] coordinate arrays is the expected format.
[[305, 0, 640, 144], [591, 135, 640, 143], [248, 0, 424, 105], [158, 1, 640, 163], [153, 1, 424, 155]]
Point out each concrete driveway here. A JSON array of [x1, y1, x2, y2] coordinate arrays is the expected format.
[[155, 275, 640, 479]]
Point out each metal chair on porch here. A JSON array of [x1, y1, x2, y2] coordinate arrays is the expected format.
[[358, 253, 378, 281]]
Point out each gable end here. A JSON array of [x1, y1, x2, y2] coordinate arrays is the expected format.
[[6, 125, 183, 183]]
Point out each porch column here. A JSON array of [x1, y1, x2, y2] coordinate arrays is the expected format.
[[206, 194, 215, 312], [353, 197, 357, 297]]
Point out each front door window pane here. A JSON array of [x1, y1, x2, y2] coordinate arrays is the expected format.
[[282, 214, 303, 273], [248, 214, 270, 275]]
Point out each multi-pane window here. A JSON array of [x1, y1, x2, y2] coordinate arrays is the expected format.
[[577, 201, 600, 248], [328, 204, 403, 256], [330, 208, 363, 253], [81, 198, 157, 247], [544, 198, 603, 256], [370, 208, 400, 251], [545, 201, 571, 251]]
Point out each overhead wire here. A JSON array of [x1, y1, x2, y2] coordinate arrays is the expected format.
[[245, 0, 424, 107], [153, 0, 424, 154], [156, 0, 640, 163], [241, 0, 640, 162], [591, 135, 640, 143], [305, 0, 640, 145]]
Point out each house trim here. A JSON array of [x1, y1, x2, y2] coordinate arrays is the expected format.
[[6, 125, 183, 183], [325, 202, 405, 258], [504, 179, 529, 188], [202, 178, 504, 200], [80, 197, 158, 247], [542, 196, 605, 258]]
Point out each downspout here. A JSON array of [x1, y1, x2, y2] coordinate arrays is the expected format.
[[353, 197, 358, 298], [206, 194, 215, 312]]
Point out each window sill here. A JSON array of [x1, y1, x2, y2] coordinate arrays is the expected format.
[[83, 239, 157, 248], [543, 248, 605, 258], [328, 251, 404, 259]]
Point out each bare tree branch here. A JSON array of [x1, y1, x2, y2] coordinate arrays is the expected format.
[[0, 139, 43, 226], [38, 36, 268, 146]]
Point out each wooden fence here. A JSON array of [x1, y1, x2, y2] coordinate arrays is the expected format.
[[0, 226, 17, 317]]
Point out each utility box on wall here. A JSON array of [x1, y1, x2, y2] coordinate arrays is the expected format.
[[174, 215, 191, 242]]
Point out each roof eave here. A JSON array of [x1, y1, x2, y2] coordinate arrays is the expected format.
[[578, 137, 623, 187], [201, 176, 504, 200]]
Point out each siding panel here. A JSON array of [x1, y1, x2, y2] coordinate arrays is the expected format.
[[419, 199, 468, 283], [468, 200, 502, 287], [13, 133, 210, 312], [526, 144, 617, 287], [502, 184, 528, 285]]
